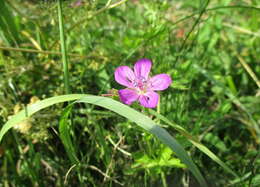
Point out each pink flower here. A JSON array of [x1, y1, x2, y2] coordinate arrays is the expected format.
[[114, 59, 172, 108], [70, 0, 83, 7]]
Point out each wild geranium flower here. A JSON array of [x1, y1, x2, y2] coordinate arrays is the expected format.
[[114, 59, 172, 108]]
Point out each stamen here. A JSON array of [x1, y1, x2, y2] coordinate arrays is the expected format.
[[133, 81, 138, 87]]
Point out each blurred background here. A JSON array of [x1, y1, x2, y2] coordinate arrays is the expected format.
[[0, 0, 259, 186]]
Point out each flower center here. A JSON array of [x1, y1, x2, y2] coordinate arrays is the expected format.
[[133, 76, 150, 95]]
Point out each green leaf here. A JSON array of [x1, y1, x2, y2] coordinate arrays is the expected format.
[[0, 94, 207, 186], [59, 105, 79, 164], [0, 0, 20, 44], [204, 133, 228, 152], [132, 150, 185, 169], [148, 109, 239, 178], [77, 96, 207, 186], [252, 174, 260, 187]]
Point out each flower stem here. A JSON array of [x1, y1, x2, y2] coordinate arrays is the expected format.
[[58, 0, 70, 94]]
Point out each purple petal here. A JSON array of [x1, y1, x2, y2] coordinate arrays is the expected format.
[[150, 74, 172, 91], [118, 89, 139, 105], [134, 59, 152, 79], [114, 66, 136, 88], [139, 91, 159, 108]]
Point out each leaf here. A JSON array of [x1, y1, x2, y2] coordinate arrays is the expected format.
[[0, 94, 84, 142], [0, 94, 207, 186], [132, 150, 185, 169], [148, 109, 239, 178], [77, 96, 207, 186], [59, 105, 79, 164], [204, 133, 228, 152], [0, 0, 20, 45], [252, 174, 260, 187]]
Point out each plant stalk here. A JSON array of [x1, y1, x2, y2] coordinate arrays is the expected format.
[[58, 0, 70, 94]]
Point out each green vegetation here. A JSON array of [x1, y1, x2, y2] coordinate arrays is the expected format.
[[0, 0, 259, 186]]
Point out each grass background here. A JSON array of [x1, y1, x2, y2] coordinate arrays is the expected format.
[[0, 0, 260, 186]]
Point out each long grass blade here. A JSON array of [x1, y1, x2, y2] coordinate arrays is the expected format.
[[148, 109, 239, 178], [58, 0, 70, 94], [0, 94, 207, 186], [0, 0, 20, 45], [59, 105, 79, 164]]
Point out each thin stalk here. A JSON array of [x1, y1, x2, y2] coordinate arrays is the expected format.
[[174, 0, 210, 65], [237, 55, 260, 88], [50, 0, 129, 49], [0, 46, 87, 58], [58, 0, 70, 94], [58, 0, 82, 183], [161, 171, 168, 187], [12, 131, 41, 186]]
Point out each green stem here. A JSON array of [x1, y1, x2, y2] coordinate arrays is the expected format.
[[58, 0, 70, 94], [58, 0, 82, 183], [50, 0, 129, 49], [161, 171, 167, 187]]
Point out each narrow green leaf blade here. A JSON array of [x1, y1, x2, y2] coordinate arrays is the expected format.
[[0, 0, 20, 44], [0, 94, 207, 186], [148, 109, 239, 178], [59, 105, 79, 164], [77, 96, 207, 186], [0, 94, 84, 142]]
